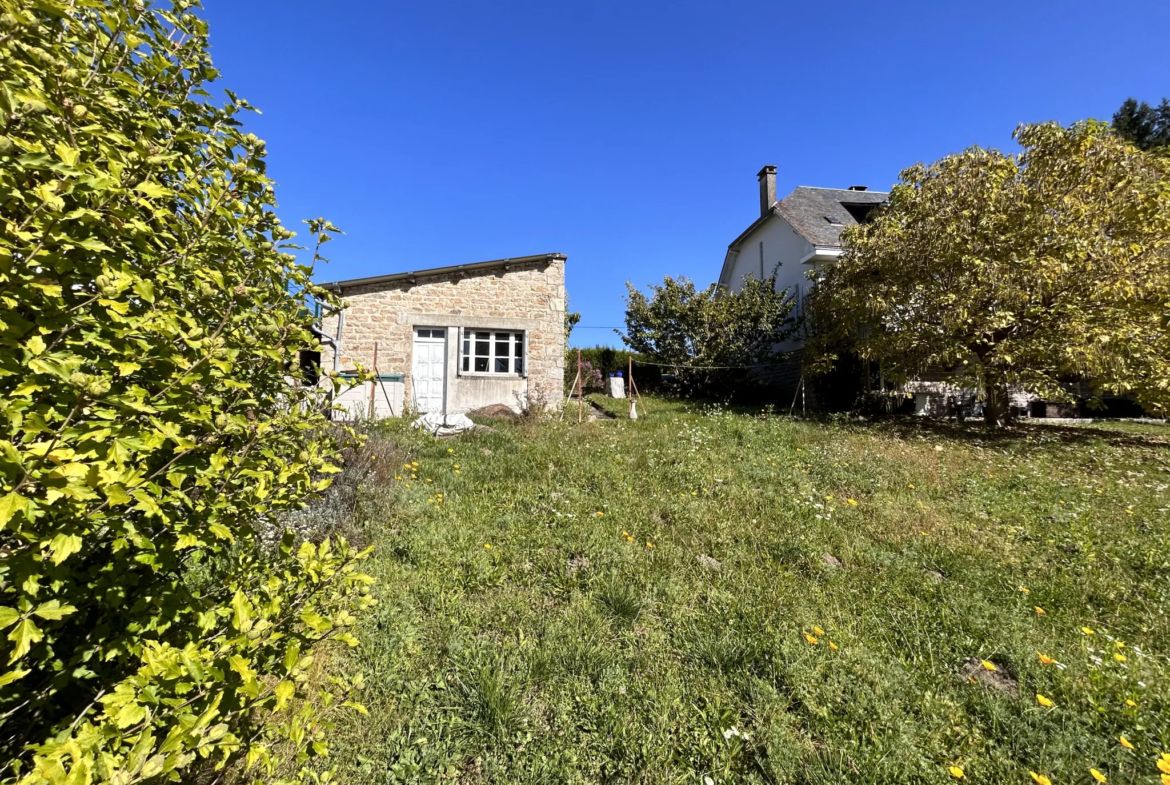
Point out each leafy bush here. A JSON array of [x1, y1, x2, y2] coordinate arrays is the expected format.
[[621, 274, 795, 398], [0, 2, 373, 782]]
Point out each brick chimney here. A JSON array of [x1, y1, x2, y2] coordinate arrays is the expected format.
[[757, 165, 777, 217]]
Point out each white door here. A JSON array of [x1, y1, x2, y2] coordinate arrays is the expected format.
[[412, 328, 447, 414]]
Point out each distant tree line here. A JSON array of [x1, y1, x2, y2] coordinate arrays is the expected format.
[[1112, 96, 1170, 151]]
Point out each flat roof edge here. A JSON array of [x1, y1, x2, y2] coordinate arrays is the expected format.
[[322, 252, 567, 291]]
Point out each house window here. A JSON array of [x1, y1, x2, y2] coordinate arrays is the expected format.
[[461, 330, 525, 375], [841, 202, 880, 224]]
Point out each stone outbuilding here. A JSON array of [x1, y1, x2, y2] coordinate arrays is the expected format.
[[317, 253, 567, 418]]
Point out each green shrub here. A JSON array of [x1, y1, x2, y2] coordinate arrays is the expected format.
[[622, 274, 795, 398], [0, 2, 373, 782]]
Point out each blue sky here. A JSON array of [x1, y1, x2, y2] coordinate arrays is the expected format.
[[202, 1, 1170, 347]]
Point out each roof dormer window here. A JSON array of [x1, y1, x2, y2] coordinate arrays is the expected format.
[[824, 216, 844, 226]]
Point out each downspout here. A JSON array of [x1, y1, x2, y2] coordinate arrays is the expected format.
[[333, 308, 344, 373]]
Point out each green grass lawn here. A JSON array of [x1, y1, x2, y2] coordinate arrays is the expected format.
[[325, 400, 1170, 785]]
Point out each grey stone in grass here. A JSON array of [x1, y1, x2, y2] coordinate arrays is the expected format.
[[566, 555, 591, 575], [957, 657, 1018, 696], [696, 554, 722, 571], [822, 553, 843, 569], [924, 569, 944, 581]]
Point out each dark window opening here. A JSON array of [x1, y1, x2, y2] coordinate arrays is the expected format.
[[841, 202, 880, 224]]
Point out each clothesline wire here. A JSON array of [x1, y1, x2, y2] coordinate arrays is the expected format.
[[631, 359, 758, 371]]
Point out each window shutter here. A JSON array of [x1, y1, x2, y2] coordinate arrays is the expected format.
[[457, 327, 464, 376]]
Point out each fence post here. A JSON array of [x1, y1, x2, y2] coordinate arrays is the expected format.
[[577, 349, 583, 424]]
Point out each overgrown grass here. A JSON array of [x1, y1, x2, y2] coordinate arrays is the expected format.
[[330, 400, 1170, 784]]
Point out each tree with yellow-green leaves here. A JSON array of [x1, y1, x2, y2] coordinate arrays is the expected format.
[[0, 1, 374, 782], [806, 121, 1170, 425]]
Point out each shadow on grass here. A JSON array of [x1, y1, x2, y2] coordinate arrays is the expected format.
[[842, 416, 1170, 452]]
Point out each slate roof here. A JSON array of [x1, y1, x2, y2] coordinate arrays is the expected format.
[[774, 186, 889, 247]]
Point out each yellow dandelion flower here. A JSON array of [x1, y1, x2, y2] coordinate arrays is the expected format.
[[1035, 607, 1047, 615], [846, 499, 858, 506], [1115, 653, 1127, 663], [981, 660, 997, 671], [395, 476, 402, 481], [1082, 627, 1095, 635], [1160, 774, 1169, 785], [1030, 773, 1051, 785], [828, 641, 838, 650], [1119, 736, 1134, 750], [908, 483, 915, 488], [1037, 653, 1056, 665], [1125, 509, 1134, 515], [595, 511, 604, 517], [404, 463, 412, 469], [404, 483, 411, 488], [804, 634, 819, 645], [813, 626, 825, 636], [1158, 758, 1170, 775], [447, 448, 454, 453], [948, 765, 964, 779], [1036, 694, 1054, 707], [1125, 699, 1136, 707], [1090, 769, 1107, 783], [646, 541, 654, 549], [1019, 586, 1031, 594], [483, 543, 491, 550]]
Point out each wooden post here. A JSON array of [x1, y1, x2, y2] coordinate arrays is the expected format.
[[577, 349, 583, 424], [628, 356, 634, 418], [369, 342, 379, 419]]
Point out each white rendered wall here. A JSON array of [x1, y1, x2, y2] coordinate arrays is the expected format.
[[723, 215, 815, 350]]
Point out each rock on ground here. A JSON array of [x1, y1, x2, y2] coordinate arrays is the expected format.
[[957, 658, 1019, 696], [566, 555, 591, 575], [696, 554, 722, 571]]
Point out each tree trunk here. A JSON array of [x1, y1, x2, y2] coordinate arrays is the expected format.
[[983, 377, 1012, 427]]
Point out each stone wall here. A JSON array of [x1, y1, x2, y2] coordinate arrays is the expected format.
[[318, 256, 566, 414]]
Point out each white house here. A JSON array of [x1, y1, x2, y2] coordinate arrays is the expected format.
[[717, 167, 1039, 417], [717, 166, 888, 351]]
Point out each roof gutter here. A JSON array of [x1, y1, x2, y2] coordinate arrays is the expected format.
[[798, 246, 843, 265], [323, 252, 566, 292]]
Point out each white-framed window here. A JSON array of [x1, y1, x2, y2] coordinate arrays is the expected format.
[[461, 330, 525, 375]]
